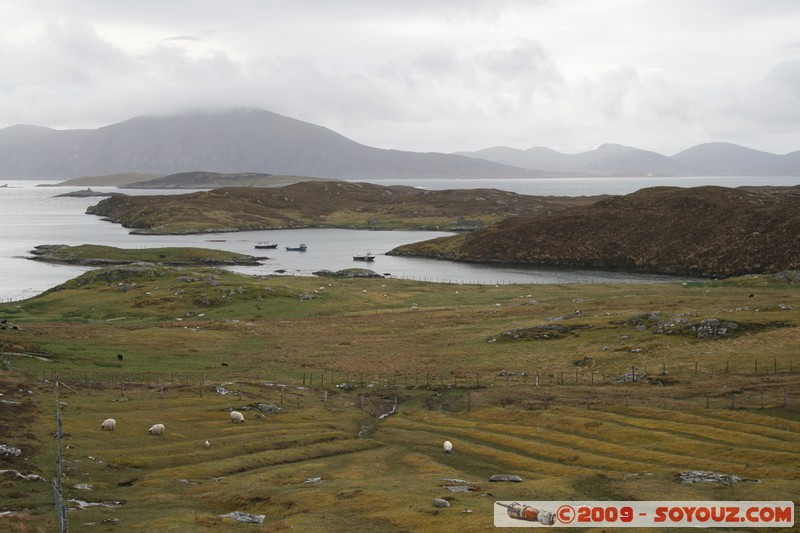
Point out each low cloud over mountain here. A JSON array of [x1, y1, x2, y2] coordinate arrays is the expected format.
[[2, 107, 798, 180], [0, 108, 542, 181]]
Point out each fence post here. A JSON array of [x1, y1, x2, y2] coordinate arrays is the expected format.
[[53, 376, 67, 532]]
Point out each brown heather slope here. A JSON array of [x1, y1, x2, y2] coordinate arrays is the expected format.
[[86, 180, 600, 234], [389, 185, 800, 277]]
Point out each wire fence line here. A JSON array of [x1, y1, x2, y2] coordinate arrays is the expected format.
[[8, 357, 794, 419], [4, 353, 797, 391]]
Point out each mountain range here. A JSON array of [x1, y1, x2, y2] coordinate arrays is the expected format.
[[455, 143, 800, 177], [0, 108, 540, 181], [1, 107, 798, 180]]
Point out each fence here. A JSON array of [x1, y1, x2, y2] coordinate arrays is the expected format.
[[7, 357, 793, 420]]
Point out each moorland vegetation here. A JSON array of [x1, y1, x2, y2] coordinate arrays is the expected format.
[[1, 262, 799, 531], [1, 182, 799, 530]]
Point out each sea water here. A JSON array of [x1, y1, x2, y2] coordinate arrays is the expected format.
[[1, 176, 796, 300]]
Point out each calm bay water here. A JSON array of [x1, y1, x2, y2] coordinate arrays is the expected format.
[[2, 175, 797, 300]]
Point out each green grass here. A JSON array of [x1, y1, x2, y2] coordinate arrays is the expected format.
[[1, 268, 799, 531], [30, 244, 260, 265]]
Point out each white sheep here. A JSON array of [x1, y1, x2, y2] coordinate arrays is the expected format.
[[148, 423, 165, 435], [204, 440, 210, 448], [100, 418, 116, 431], [230, 411, 245, 424], [443, 440, 453, 453]]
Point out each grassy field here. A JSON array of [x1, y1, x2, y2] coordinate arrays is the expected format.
[[1, 266, 799, 531], [28, 244, 262, 266]]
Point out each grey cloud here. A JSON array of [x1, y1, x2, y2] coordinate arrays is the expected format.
[[163, 35, 202, 42]]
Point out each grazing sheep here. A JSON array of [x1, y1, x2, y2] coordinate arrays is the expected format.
[[101, 418, 116, 431], [443, 440, 453, 453], [204, 440, 210, 448], [148, 423, 165, 435], [230, 411, 245, 424]]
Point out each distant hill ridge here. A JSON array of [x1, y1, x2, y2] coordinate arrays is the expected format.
[[0, 107, 542, 181], [455, 142, 800, 177], [2, 107, 797, 180], [389, 185, 800, 277], [84, 180, 598, 234]]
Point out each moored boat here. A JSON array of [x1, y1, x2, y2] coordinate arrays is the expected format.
[[353, 252, 375, 262], [255, 242, 278, 249], [286, 244, 307, 251]]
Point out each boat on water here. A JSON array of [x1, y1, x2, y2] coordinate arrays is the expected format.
[[254, 242, 278, 249], [353, 252, 375, 262], [285, 244, 307, 251]]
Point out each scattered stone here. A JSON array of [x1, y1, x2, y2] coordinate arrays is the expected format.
[[257, 403, 282, 414], [445, 485, 475, 493], [313, 268, 383, 278], [676, 470, 758, 485], [68, 499, 125, 509], [574, 356, 593, 367], [493, 323, 593, 342], [220, 511, 265, 525], [303, 477, 322, 484], [0, 444, 22, 457], [489, 475, 523, 483], [0, 469, 45, 482], [73, 483, 93, 490], [433, 499, 451, 508], [613, 368, 647, 384], [442, 478, 478, 493]]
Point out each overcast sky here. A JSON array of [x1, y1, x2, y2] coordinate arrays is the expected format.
[[1, 0, 799, 155]]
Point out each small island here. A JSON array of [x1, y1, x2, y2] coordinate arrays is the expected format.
[[54, 188, 125, 198], [28, 244, 264, 266]]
